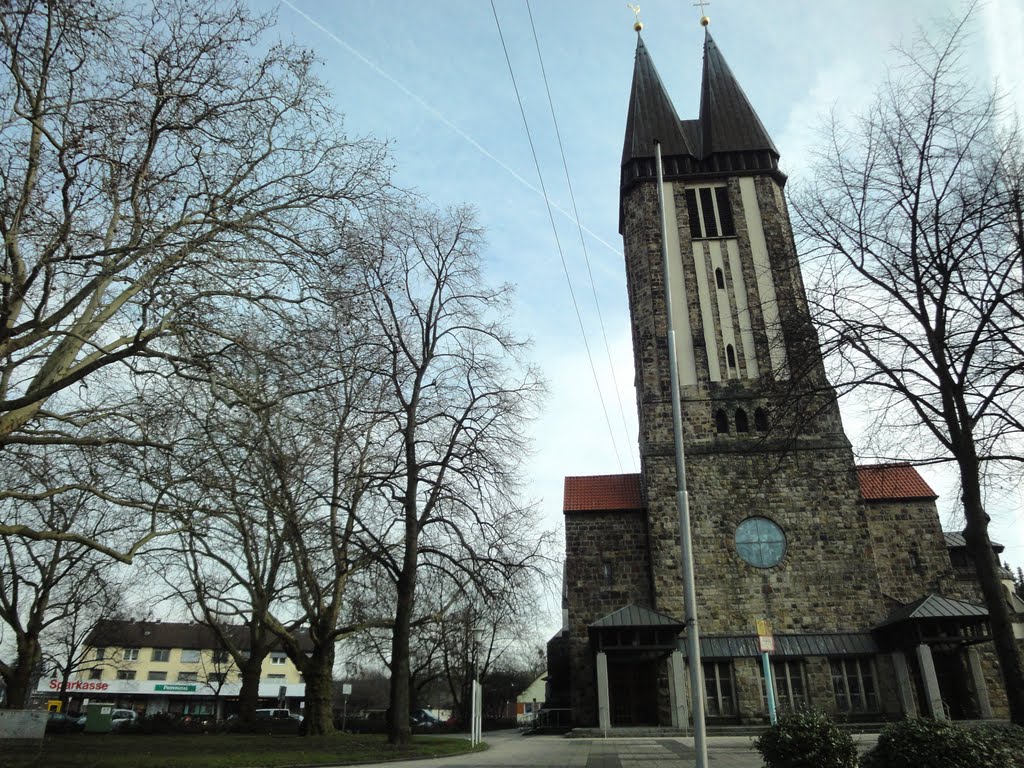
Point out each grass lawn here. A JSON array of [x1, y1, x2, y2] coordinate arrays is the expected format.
[[1, 732, 480, 768]]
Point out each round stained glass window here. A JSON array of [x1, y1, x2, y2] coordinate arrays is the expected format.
[[735, 517, 786, 568]]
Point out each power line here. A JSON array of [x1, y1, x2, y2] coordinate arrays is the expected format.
[[524, 0, 636, 472], [488, 0, 625, 473], [278, 0, 623, 260]]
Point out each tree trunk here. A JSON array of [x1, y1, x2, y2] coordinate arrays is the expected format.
[[960, 456, 1024, 725], [237, 654, 265, 722], [4, 636, 42, 709], [302, 652, 336, 736], [387, 516, 420, 746], [388, 569, 417, 745]]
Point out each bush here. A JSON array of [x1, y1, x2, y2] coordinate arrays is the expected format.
[[754, 710, 858, 768], [860, 719, 1024, 768]]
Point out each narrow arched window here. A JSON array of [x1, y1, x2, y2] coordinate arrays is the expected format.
[[726, 344, 737, 369], [735, 409, 749, 433], [715, 268, 725, 289], [754, 408, 768, 432], [715, 409, 729, 434]]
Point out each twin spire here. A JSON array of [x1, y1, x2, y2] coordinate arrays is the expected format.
[[622, 30, 778, 166]]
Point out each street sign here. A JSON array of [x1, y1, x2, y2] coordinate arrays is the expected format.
[[758, 635, 775, 653]]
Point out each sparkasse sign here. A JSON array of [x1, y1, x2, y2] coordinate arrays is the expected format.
[[47, 679, 110, 692]]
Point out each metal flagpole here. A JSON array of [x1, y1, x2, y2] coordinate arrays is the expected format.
[[655, 141, 708, 768]]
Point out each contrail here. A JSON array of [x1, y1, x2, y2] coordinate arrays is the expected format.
[[279, 0, 623, 258]]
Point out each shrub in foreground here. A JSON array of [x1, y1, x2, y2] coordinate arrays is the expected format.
[[754, 710, 857, 768], [859, 719, 1024, 768]]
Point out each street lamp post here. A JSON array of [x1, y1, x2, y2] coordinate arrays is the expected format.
[[470, 626, 485, 746]]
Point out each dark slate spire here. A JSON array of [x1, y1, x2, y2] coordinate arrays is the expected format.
[[621, 35, 692, 165], [698, 30, 778, 157]]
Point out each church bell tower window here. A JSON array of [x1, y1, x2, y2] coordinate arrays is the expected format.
[[684, 186, 736, 239]]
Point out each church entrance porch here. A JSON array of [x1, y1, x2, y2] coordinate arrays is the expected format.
[[875, 593, 993, 720], [589, 605, 688, 730]]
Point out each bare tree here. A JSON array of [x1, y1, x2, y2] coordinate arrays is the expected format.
[[793, 12, 1024, 723], [345, 203, 547, 746], [0, 0, 388, 558], [39, 566, 126, 711], [0, 463, 127, 708]]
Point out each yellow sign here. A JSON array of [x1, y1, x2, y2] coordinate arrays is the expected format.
[[756, 619, 772, 637]]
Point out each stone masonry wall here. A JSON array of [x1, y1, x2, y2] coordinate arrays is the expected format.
[[564, 509, 654, 725], [863, 498, 956, 605]]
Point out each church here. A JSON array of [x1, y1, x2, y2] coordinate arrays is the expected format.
[[546, 25, 1023, 729]]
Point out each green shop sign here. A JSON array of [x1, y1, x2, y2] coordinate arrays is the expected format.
[[154, 683, 198, 692]]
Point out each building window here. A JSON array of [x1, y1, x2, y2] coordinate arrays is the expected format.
[[685, 186, 737, 239], [178, 671, 198, 682], [715, 267, 725, 289], [208, 673, 227, 684], [151, 648, 170, 662], [268, 674, 287, 680], [89, 668, 102, 680], [147, 671, 168, 681], [715, 409, 729, 434], [95, 647, 106, 661], [123, 648, 140, 662], [735, 408, 749, 432], [601, 561, 613, 586], [735, 517, 786, 568], [270, 651, 287, 666], [754, 408, 769, 432], [726, 345, 737, 370], [830, 658, 878, 713], [703, 661, 737, 717], [117, 670, 136, 681], [212, 649, 230, 664], [762, 660, 809, 713], [180, 649, 201, 664]]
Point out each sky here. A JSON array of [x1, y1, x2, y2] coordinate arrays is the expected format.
[[251, 0, 1024, 633]]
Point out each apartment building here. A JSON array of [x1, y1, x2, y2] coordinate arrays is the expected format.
[[38, 620, 309, 718]]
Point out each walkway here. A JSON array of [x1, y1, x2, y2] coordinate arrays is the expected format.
[[337, 729, 880, 768]]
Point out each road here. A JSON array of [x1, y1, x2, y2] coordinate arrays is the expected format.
[[338, 729, 880, 768]]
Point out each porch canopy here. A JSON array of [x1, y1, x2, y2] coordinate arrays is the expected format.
[[874, 594, 990, 651], [589, 604, 684, 657]]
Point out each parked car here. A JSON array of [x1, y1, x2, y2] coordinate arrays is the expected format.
[[45, 711, 85, 733], [254, 708, 295, 720], [110, 708, 138, 730], [411, 709, 440, 727]]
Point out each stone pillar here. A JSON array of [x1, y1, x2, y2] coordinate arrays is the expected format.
[[596, 651, 611, 732], [892, 651, 918, 718], [668, 650, 689, 730], [916, 644, 946, 720], [966, 647, 993, 719]]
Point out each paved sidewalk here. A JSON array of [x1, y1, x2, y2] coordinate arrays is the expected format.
[[331, 729, 879, 768]]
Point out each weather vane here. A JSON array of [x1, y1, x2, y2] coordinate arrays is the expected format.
[[627, 3, 643, 32], [693, 0, 711, 27]]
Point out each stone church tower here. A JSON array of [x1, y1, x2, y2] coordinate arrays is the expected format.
[[547, 27, 1014, 730]]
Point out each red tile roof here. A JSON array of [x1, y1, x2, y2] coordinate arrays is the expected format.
[[564, 473, 643, 512], [856, 464, 937, 501]]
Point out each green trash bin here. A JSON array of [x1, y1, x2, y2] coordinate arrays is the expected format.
[[84, 703, 114, 734]]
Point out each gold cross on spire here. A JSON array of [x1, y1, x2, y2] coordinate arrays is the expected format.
[[627, 3, 643, 32], [693, 0, 711, 27]]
